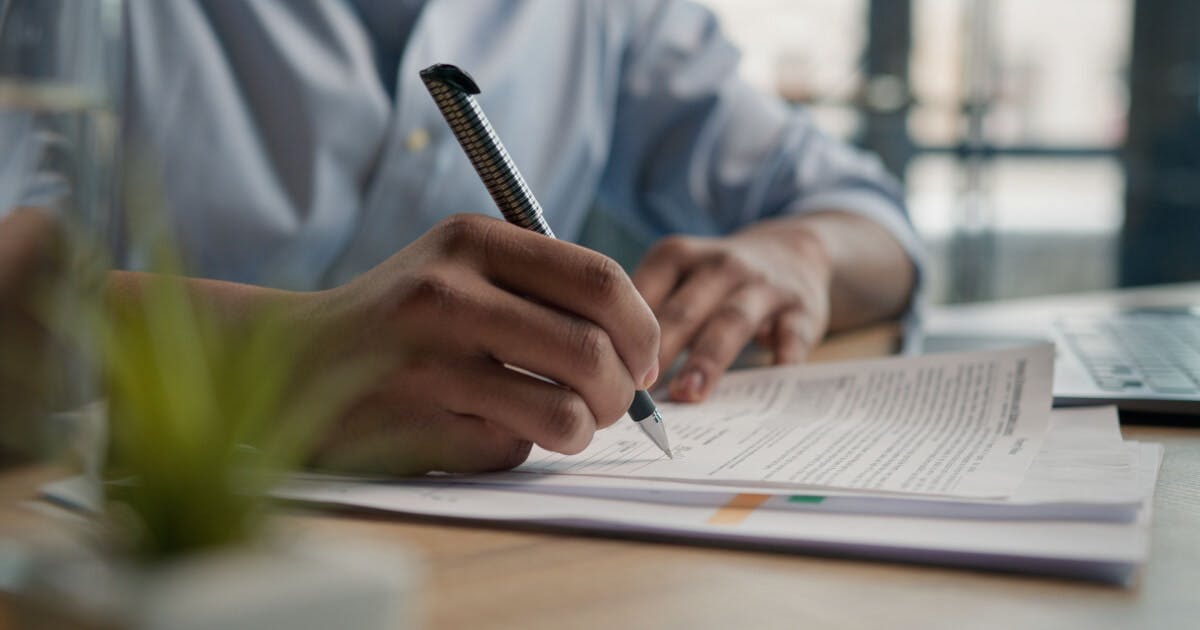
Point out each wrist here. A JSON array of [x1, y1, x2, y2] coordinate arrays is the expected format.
[[752, 210, 915, 328], [731, 216, 835, 286]]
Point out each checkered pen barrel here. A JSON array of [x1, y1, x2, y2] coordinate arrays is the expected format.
[[419, 64, 556, 238]]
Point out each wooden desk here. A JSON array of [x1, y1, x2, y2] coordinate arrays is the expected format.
[[291, 423, 1199, 629], [8, 286, 1200, 629]]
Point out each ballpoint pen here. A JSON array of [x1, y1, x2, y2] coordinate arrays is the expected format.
[[419, 63, 673, 459]]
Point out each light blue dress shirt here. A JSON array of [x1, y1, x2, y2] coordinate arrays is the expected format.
[[118, 0, 922, 291]]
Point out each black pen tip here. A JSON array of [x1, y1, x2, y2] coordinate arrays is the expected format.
[[628, 389, 659, 422]]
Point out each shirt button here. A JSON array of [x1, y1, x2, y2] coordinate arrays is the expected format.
[[405, 128, 430, 153]]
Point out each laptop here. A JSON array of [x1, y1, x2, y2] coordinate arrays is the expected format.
[[919, 303, 1200, 414]]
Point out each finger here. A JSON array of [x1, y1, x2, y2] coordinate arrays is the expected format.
[[754, 320, 775, 349], [446, 215, 660, 388], [669, 285, 780, 402], [313, 401, 532, 475], [773, 307, 822, 365], [425, 413, 536, 473], [439, 357, 600, 454], [654, 262, 747, 372], [631, 236, 706, 311], [451, 275, 637, 430]]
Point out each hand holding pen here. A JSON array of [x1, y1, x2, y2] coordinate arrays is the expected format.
[[420, 63, 673, 458], [309, 212, 664, 474], [304, 98, 663, 475]]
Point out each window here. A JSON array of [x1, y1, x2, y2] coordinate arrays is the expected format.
[[698, 0, 1136, 302]]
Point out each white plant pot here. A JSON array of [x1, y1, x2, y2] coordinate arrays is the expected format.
[[5, 535, 422, 630], [128, 537, 422, 630]]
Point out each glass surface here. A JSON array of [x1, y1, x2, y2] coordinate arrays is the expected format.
[[910, 0, 1132, 148], [697, 0, 866, 139], [906, 0, 1132, 302], [0, 0, 122, 228], [0, 0, 122, 464], [908, 155, 1123, 301]]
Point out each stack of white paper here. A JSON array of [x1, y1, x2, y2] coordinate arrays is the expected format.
[[275, 345, 1162, 584]]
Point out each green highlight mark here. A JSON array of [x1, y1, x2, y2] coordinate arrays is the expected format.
[[788, 495, 826, 504]]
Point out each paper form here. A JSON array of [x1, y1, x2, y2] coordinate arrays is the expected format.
[[41, 406, 1140, 528], [518, 344, 1055, 498], [271, 442, 1161, 584], [413, 406, 1145, 522]]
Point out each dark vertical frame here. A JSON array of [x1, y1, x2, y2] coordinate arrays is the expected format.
[[1121, 0, 1200, 286], [861, 0, 914, 180]]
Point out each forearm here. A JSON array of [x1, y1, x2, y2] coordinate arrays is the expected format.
[[106, 270, 316, 334], [736, 210, 915, 332]]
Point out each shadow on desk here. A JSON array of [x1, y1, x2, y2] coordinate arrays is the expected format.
[[1119, 410, 1200, 427]]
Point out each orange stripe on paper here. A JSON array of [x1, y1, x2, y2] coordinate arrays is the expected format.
[[707, 493, 771, 525]]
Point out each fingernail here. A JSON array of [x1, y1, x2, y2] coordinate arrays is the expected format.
[[671, 369, 705, 401], [640, 362, 660, 389]]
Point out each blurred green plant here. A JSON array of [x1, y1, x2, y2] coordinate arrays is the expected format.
[[93, 181, 380, 562]]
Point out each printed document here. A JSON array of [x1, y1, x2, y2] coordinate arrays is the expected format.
[[272, 437, 1161, 584], [518, 344, 1054, 498], [417, 406, 1146, 522]]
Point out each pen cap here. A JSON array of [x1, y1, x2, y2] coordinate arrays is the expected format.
[[419, 63, 555, 238], [419, 63, 480, 94]]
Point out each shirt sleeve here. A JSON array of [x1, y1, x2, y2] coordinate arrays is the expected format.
[[595, 0, 925, 296]]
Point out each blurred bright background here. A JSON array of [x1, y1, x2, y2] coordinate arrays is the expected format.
[[697, 0, 1200, 304]]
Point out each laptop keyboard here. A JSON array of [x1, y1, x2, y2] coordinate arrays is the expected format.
[[1056, 312, 1200, 395]]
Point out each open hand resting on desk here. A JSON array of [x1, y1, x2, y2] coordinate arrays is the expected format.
[[633, 211, 915, 402]]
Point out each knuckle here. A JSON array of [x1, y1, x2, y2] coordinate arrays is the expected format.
[[685, 352, 723, 376], [778, 291, 803, 310], [654, 235, 694, 260], [582, 255, 626, 307], [542, 394, 589, 450], [710, 249, 736, 268], [595, 388, 634, 430], [692, 333, 734, 364], [570, 322, 613, 377], [475, 437, 533, 472], [397, 352, 439, 384], [496, 439, 534, 470], [800, 318, 825, 348], [658, 300, 699, 327], [782, 312, 817, 347], [435, 214, 488, 253], [713, 250, 754, 280], [405, 272, 459, 313], [714, 303, 757, 334]]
